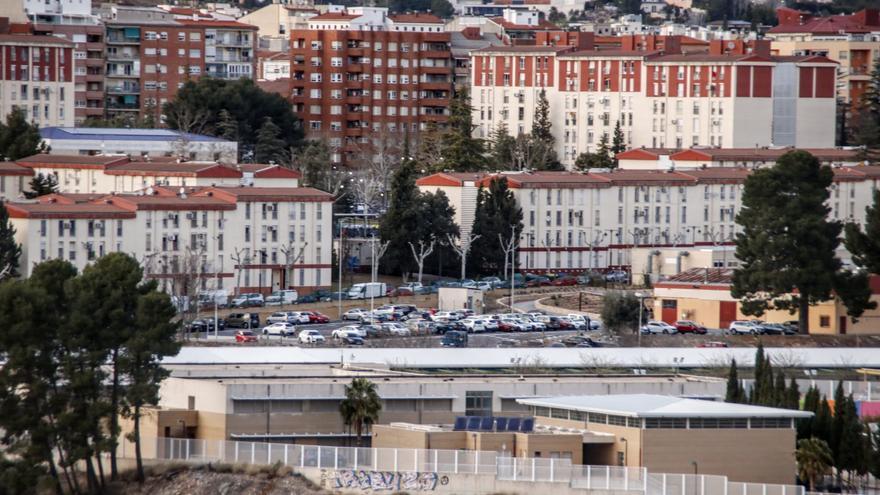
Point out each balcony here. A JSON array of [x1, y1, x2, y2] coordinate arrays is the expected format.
[[107, 84, 140, 94], [106, 35, 140, 45], [85, 42, 103, 51], [422, 65, 452, 75], [86, 90, 104, 99], [106, 103, 140, 111], [85, 57, 104, 67], [214, 37, 252, 47], [106, 52, 138, 61], [105, 71, 139, 78], [84, 107, 104, 116]]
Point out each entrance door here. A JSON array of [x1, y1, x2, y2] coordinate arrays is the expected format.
[[839, 316, 847, 335], [719, 301, 737, 330], [661, 299, 677, 324]]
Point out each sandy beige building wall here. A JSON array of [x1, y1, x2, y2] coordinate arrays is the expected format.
[[513, 432, 583, 465], [643, 428, 797, 485]]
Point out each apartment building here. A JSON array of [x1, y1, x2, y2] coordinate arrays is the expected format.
[[0, 161, 32, 201], [98, 5, 257, 123], [6, 185, 332, 294], [0, 32, 75, 127], [767, 8, 880, 106], [418, 165, 880, 272], [0, 0, 109, 125], [14, 154, 299, 194], [471, 38, 838, 168], [288, 7, 452, 164], [615, 146, 863, 170]]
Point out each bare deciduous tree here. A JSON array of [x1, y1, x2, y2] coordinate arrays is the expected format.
[[448, 233, 481, 280], [408, 236, 435, 284], [230, 247, 249, 296], [280, 241, 308, 291], [371, 239, 390, 283]]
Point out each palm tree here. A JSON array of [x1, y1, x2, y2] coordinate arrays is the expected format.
[[339, 378, 382, 447], [796, 437, 833, 491]]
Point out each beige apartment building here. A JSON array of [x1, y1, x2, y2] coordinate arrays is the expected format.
[[6, 184, 332, 294], [418, 165, 880, 272], [0, 32, 75, 127], [767, 7, 880, 106]]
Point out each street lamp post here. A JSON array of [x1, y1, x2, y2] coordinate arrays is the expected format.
[[635, 291, 645, 347], [620, 437, 628, 467]]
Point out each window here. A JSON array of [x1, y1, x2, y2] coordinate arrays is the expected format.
[[820, 316, 830, 328], [465, 391, 493, 417]]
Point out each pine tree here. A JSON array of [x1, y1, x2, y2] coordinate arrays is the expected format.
[[798, 386, 820, 440], [725, 359, 744, 403], [24, 173, 59, 199], [215, 108, 239, 142], [0, 204, 21, 279], [774, 371, 787, 408], [786, 377, 801, 410], [611, 120, 626, 155], [845, 190, 880, 275], [378, 160, 424, 275], [254, 117, 289, 165], [532, 89, 554, 145], [0, 108, 47, 161], [732, 150, 872, 334], [831, 381, 846, 477], [295, 140, 333, 188], [489, 122, 516, 169], [596, 132, 614, 169], [853, 55, 880, 161], [814, 395, 833, 444], [440, 88, 486, 172]]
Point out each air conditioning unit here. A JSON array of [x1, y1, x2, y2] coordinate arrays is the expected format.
[[169, 234, 178, 241], [186, 212, 195, 220]]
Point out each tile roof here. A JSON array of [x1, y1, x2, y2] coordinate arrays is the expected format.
[[671, 147, 861, 162], [16, 154, 130, 169], [104, 162, 243, 178], [490, 17, 558, 30], [416, 172, 488, 187], [174, 19, 258, 29], [0, 162, 34, 176], [662, 267, 733, 284], [0, 34, 75, 46], [472, 45, 573, 54], [309, 12, 359, 20], [5, 202, 136, 219], [103, 194, 237, 211], [768, 9, 880, 35], [389, 13, 443, 24], [199, 186, 334, 202]]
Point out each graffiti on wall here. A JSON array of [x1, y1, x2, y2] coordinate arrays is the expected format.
[[321, 469, 449, 491]]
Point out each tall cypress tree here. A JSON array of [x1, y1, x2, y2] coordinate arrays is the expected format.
[[378, 160, 423, 275], [845, 190, 880, 275], [725, 359, 744, 403], [532, 89, 553, 145], [440, 88, 486, 172], [786, 377, 801, 410], [468, 178, 523, 276]]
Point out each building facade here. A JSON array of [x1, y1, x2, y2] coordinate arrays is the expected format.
[[615, 146, 864, 170], [471, 38, 838, 168], [418, 165, 880, 272], [39, 127, 239, 162], [7, 185, 332, 295], [767, 8, 880, 107], [288, 8, 452, 164], [0, 33, 75, 127]]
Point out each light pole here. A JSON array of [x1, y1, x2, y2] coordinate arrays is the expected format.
[[620, 437, 628, 467], [635, 291, 645, 347], [691, 460, 698, 494], [510, 224, 517, 315]]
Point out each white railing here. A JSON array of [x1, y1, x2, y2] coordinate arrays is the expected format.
[[127, 437, 805, 495]]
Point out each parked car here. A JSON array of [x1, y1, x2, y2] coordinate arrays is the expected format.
[[332, 327, 362, 340], [552, 276, 578, 286], [185, 318, 225, 333], [604, 270, 630, 283], [758, 323, 796, 335], [343, 308, 369, 321], [342, 335, 364, 346], [576, 275, 592, 285], [226, 313, 260, 329], [303, 311, 330, 324], [231, 293, 265, 308], [640, 320, 678, 334], [298, 329, 325, 344], [295, 294, 319, 304], [525, 275, 551, 287], [266, 312, 297, 324], [262, 322, 296, 336], [460, 318, 488, 333], [729, 320, 761, 335], [234, 330, 258, 343], [481, 277, 505, 289], [675, 320, 708, 334], [265, 289, 298, 306], [440, 330, 468, 347], [380, 322, 411, 336], [283, 311, 312, 324]]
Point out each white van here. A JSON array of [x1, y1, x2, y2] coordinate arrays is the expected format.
[[266, 289, 298, 306], [347, 282, 387, 300]]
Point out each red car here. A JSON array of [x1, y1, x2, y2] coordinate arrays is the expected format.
[[235, 330, 258, 343], [552, 277, 578, 286], [675, 320, 708, 334], [308, 312, 330, 324]]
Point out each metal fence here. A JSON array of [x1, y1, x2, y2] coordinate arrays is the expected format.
[[131, 437, 805, 495]]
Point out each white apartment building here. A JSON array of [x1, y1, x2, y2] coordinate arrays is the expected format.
[[7, 185, 333, 295], [471, 43, 838, 168], [418, 166, 880, 272], [616, 147, 864, 170], [14, 154, 300, 194], [0, 162, 33, 201], [0, 33, 75, 128]]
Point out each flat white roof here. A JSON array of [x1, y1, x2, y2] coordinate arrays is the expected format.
[[161, 347, 880, 369], [518, 395, 813, 419]]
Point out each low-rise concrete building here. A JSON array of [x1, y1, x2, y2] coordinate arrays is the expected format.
[[518, 394, 811, 484], [39, 127, 239, 163], [616, 146, 864, 170]]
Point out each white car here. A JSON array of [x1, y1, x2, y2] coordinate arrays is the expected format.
[[332, 327, 363, 340], [482, 319, 499, 332], [640, 321, 678, 334], [460, 319, 487, 333], [729, 321, 761, 335], [343, 308, 368, 321], [298, 329, 325, 344], [380, 323, 411, 336], [266, 312, 296, 324], [287, 311, 312, 324], [262, 322, 295, 336], [475, 282, 493, 291], [431, 311, 460, 322]]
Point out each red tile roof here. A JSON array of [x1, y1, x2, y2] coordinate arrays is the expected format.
[[670, 148, 861, 162], [102, 194, 237, 211], [6, 202, 136, 220], [0, 162, 34, 176], [658, 267, 733, 285], [104, 162, 243, 178], [237, 164, 302, 179], [198, 186, 334, 203], [310, 12, 359, 20], [768, 8, 880, 35], [485, 172, 611, 189], [416, 172, 488, 187], [16, 154, 130, 169], [0, 34, 75, 46], [175, 19, 258, 29], [616, 148, 681, 160]]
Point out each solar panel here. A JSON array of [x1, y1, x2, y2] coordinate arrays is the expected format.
[[494, 417, 508, 432], [453, 417, 467, 431], [479, 417, 494, 431], [466, 416, 482, 430], [520, 417, 535, 432], [506, 417, 521, 432]]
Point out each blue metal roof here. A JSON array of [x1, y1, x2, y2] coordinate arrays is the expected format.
[[40, 127, 230, 143]]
